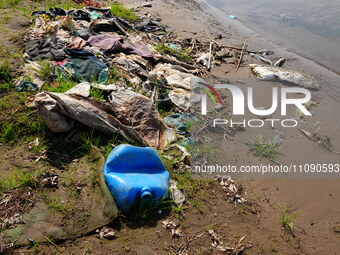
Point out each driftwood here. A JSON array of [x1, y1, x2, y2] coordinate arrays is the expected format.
[[207, 42, 213, 71], [157, 55, 197, 70], [112, 18, 128, 36], [236, 40, 247, 71], [181, 42, 256, 54]]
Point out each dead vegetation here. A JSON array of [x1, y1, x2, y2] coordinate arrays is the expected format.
[[0, 188, 35, 230]]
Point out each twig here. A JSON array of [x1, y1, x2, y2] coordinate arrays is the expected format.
[[182, 42, 256, 53], [151, 86, 157, 104], [201, 36, 221, 47], [207, 42, 213, 71], [221, 43, 254, 53], [44, 236, 57, 247], [158, 55, 196, 70], [112, 18, 128, 36], [236, 40, 247, 71], [27, 110, 38, 116]]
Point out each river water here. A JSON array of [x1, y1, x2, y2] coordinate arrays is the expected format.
[[205, 0, 340, 74]]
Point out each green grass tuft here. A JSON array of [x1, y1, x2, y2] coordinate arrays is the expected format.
[[248, 135, 279, 163], [280, 208, 302, 234], [0, 0, 21, 9], [0, 123, 19, 144], [107, 66, 121, 84], [90, 87, 105, 101], [110, 3, 137, 22], [45, 0, 79, 10], [0, 170, 41, 192], [0, 59, 12, 92], [45, 79, 77, 93], [46, 198, 70, 214], [0, 95, 11, 110], [80, 129, 101, 152], [0, 103, 46, 144], [155, 43, 192, 63], [37, 60, 54, 82]]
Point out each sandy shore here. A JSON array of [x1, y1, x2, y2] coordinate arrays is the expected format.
[[122, 0, 340, 253]]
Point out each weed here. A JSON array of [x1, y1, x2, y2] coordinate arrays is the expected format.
[[37, 60, 53, 81], [0, 123, 19, 144], [171, 204, 184, 215], [15, 92, 27, 105], [0, 95, 11, 110], [45, 0, 78, 10], [168, 171, 215, 215], [41, 128, 92, 164], [107, 66, 121, 84], [0, 82, 11, 93], [0, 0, 21, 9], [155, 43, 192, 63], [191, 142, 217, 161], [158, 151, 181, 171], [90, 174, 98, 187], [26, 118, 46, 133], [2, 14, 10, 21], [0, 113, 46, 144], [46, 79, 77, 93], [90, 87, 105, 101], [121, 196, 171, 224], [280, 208, 302, 234], [0, 170, 41, 192], [172, 171, 191, 190], [248, 135, 279, 163], [43, 66, 77, 92], [0, 59, 11, 83], [110, 3, 137, 22], [234, 123, 245, 131], [0, 177, 16, 192], [0, 92, 27, 112], [46, 198, 68, 214], [103, 134, 120, 158], [80, 129, 101, 152], [17, 171, 39, 188], [151, 79, 175, 115], [80, 212, 91, 223], [8, 51, 24, 60], [28, 137, 46, 153], [191, 199, 204, 214]]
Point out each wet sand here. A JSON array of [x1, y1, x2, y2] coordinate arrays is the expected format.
[[204, 0, 340, 75]]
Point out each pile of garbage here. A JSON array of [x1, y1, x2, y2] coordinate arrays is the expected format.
[[15, 3, 219, 150], [13, 0, 320, 153]]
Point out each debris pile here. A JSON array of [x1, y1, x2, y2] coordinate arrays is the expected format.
[[16, 3, 220, 150], [96, 226, 116, 240], [208, 230, 253, 254], [249, 49, 285, 67], [219, 176, 246, 204], [0, 189, 35, 229], [162, 219, 182, 238], [41, 171, 59, 188]]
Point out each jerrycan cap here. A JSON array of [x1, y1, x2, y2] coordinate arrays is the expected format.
[[140, 186, 152, 201]]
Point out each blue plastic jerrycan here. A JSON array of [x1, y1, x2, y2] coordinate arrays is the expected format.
[[104, 144, 170, 210]]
